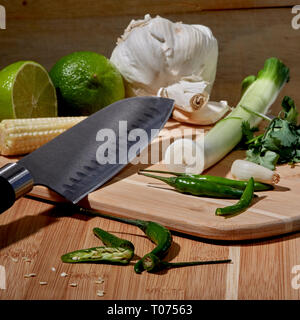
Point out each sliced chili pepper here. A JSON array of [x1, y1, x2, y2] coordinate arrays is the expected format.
[[61, 246, 133, 264], [78, 208, 172, 274], [77, 208, 233, 274], [215, 177, 255, 217], [138, 172, 244, 199], [139, 169, 273, 191], [93, 227, 134, 252], [61, 227, 135, 265]]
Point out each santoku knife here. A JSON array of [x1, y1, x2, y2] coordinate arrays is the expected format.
[[0, 96, 174, 213]]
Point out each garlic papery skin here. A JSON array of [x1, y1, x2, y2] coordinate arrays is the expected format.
[[231, 160, 280, 184], [181, 100, 230, 125], [171, 96, 230, 125], [157, 77, 230, 125], [110, 14, 220, 124], [157, 76, 209, 112]]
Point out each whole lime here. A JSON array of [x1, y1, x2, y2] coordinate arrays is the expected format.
[[49, 51, 125, 116]]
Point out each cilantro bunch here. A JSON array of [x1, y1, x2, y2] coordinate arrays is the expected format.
[[239, 96, 300, 170]]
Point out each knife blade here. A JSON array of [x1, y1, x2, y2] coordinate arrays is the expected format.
[[0, 96, 174, 213]]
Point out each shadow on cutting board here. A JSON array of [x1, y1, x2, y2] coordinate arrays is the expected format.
[[23, 195, 300, 250]]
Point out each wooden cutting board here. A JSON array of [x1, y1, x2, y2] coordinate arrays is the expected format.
[[1, 120, 300, 241]]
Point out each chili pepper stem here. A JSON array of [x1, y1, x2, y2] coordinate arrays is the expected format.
[[143, 253, 232, 272], [139, 169, 182, 176], [137, 171, 177, 187], [78, 207, 147, 230], [163, 259, 232, 269]]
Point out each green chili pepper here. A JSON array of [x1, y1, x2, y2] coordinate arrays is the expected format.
[[61, 246, 134, 264], [215, 177, 255, 217], [133, 260, 145, 274], [93, 227, 134, 252], [142, 253, 232, 273], [134, 221, 172, 274], [76, 208, 232, 274], [78, 208, 172, 274], [138, 172, 245, 199], [139, 169, 273, 191], [61, 227, 135, 264]]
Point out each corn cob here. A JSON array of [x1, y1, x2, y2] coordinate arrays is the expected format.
[[0, 117, 86, 156]]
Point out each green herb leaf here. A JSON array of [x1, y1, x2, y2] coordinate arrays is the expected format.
[[243, 96, 300, 170], [263, 119, 298, 150], [281, 96, 298, 124], [292, 149, 300, 163], [235, 121, 259, 150], [246, 148, 279, 170]]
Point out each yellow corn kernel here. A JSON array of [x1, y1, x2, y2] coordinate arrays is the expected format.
[[0, 117, 86, 156]]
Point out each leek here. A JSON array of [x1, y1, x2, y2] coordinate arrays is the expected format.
[[164, 57, 290, 173]]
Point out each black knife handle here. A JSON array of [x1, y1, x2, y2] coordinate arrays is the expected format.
[[0, 163, 34, 214]]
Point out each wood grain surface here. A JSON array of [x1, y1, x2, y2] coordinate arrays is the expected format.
[[1, 3, 300, 300], [0, 197, 300, 300], [0, 119, 299, 241], [1, 5, 300, 240], [1, 6, 299, 108], [3, 0, 297, 19]]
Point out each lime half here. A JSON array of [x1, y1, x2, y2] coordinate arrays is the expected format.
[[0, 61, 57, 120]]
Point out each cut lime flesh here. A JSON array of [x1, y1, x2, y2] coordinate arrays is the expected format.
[[13, 62, 57, 118]]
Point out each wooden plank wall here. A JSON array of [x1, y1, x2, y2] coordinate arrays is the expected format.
[[0, 1, 300, 300], [0, 1, 299, 110], [2, 0, 297, 18]]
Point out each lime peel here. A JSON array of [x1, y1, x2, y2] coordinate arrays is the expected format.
[[49, 51, 125, 116]]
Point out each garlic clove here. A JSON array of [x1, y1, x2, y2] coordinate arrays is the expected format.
[[165, 94, 229, 125], [118, 14, 152, 43], [174, 100, 230, 125], [157, 77, 208, 111], [157, 76, 229, 125]]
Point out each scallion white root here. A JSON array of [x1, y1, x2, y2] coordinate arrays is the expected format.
[[231, 159, 280, 184]]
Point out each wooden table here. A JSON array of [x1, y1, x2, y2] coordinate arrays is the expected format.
[[1, 1, 300, 300], [0, 196, 299, 300]]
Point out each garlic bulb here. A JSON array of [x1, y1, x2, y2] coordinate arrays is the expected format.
[[231, 160, 280, 184], [110, 14, 227, 125]]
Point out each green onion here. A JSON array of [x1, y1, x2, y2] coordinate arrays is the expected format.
[[165, 57, 290, 174], [203, 57, 289, 171]]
